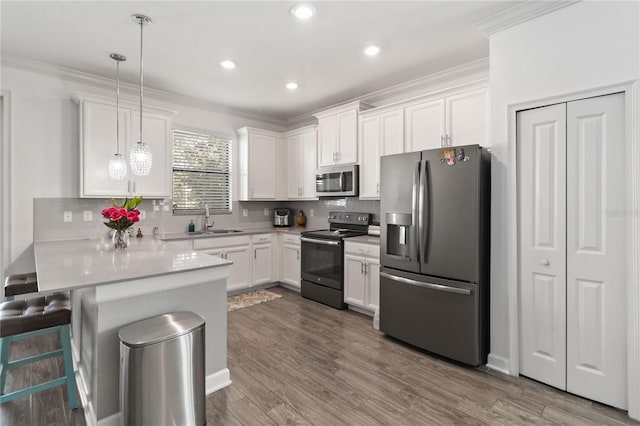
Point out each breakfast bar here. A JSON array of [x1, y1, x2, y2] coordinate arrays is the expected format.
[[34, 237, 232, 426]]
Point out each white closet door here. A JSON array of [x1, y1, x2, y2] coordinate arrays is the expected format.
[[518, 103, 567, 390], [566, 93, 627, 409]]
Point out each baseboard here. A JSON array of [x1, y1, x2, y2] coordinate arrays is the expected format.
[[277, 282, 301, 293], [347, 304, 374, 317], [486, 353, 511, 375], [206, 368, 232, 394]]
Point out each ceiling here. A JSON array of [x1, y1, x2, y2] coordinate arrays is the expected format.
[[1, 1, 518, 120]]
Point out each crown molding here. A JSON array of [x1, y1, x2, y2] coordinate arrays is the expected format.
[[284, 57, 489, 129], [1, 54, 286, 127], [473, 0, 580, 36]]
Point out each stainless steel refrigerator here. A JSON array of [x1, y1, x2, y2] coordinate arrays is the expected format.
[[380, 144, 490, 366]]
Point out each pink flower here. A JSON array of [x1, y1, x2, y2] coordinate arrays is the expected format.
[[126, 211, 138, 222], [110, 210, 122, 221], [102, 207, 115, 218], [118, 208, 128, 217]]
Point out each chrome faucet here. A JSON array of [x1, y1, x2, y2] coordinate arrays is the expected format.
[[204, 204, 214, 231]]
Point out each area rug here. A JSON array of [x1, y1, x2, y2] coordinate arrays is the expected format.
[[227, 289, 282, 312]]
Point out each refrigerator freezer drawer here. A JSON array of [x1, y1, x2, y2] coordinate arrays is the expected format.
[[379, 270, 487, 366]]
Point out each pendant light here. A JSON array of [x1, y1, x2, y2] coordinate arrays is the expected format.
[[108, 53, 128, 180], [130, 14, 153, 176]]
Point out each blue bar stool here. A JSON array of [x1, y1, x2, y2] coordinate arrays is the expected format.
[[0, 273, 78, 408]]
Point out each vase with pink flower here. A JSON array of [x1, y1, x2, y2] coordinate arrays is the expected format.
[[101, 197, 143, 250]]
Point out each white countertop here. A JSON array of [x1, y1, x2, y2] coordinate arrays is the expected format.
[[159, 226, 309, 242], [34, 236, 231, 293], [346, 235, 381, 245]]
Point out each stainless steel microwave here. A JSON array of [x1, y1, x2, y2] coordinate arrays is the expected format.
[[315, 164, 359, 197]]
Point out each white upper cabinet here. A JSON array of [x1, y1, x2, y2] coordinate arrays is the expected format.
[[404, 86, 490, 151], [358, 108, 404, 199], [78, 95, 175, 198], [315, 101, 372, 167], [285, 126, 318, 200], [237, 127, 283, 200], [445, 88, 490, 147], [405, 98, 445, 152]]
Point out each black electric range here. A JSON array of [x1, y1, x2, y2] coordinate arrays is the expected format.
[[300, 212, 371, 309]]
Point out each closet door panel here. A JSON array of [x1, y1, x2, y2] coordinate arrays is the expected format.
[[517, 103, 567, 390], [566, 93, 627, 409]]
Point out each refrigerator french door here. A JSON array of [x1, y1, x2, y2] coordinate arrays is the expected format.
[[380, 145, 490, 366]]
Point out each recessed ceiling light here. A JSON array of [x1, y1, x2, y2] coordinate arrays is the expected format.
[[291, 4, 315, 20], [286, 82, 299, 90], [221, 60, 236, 69], [363, 45, 380, 56]]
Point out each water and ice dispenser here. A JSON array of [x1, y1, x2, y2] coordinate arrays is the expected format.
[[385, 212, 412, 259]]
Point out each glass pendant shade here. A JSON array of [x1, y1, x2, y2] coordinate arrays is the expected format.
[[130, 142, 152, 176], [108, 153, 128, 180]]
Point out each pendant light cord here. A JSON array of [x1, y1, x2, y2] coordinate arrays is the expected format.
[[138, 17, 144, 145], [116, 59, 120, 155]]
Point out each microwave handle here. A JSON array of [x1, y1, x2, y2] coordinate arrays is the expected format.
[[339, 172, 345, 190]]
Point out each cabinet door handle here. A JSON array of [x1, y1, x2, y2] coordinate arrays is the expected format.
[[364, 262, 368, 275], [133, 181, 136, 194], [128, 181, 131, 194], [446, 134, 451, 146], [297, 250, 299, 260], [254, 249, 257, 259], [376, 183, 379, 194]]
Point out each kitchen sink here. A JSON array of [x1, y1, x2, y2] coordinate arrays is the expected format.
[[186, 229, 242, 235]]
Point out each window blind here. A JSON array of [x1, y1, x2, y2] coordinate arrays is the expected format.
[[172, 129, 231, 213]]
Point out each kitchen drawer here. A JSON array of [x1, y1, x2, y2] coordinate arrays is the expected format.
[[251, 234, 272, 244], [193, 235, 250, 250], [281, 233, 300, 246], [344, 241, 380, 259]]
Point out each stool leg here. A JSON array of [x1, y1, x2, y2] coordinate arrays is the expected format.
[[0, 336, 11, 394], [59, 325, 78, 410]]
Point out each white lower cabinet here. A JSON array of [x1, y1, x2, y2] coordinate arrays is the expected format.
[[193, 236, 251, 292], [344, 241, 380, 314], [252, 234, 273, 285], [280, 234, 301, 290]]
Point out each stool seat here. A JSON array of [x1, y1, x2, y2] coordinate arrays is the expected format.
[[0, 294, 71, 337], [4, 272, 38, 298]]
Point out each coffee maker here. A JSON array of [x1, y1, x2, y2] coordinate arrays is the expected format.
[[273, 208, 292, 227]]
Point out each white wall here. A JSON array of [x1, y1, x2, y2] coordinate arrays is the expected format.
[[488, 1, 640, 370], [1, 64, 284, 274]]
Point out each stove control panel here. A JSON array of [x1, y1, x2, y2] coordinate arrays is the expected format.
[[328, 211, 371, 225]]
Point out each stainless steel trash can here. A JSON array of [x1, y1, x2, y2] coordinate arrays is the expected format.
[[119, 311, 206, 426]]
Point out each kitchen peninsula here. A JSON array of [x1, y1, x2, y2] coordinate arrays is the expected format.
[[34, 236, 232, 426]]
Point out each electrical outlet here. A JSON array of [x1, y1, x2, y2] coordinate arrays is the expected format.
[[264, 208, 269, 216], [83, 210, 93, 221], [242, 209, 248, 217], [63, 211, 73, 222], [309, 209, 314, 217], [139, 210, 146, 220]]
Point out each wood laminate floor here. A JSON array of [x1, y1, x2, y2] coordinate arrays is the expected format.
[[1, 286, 638, 425]]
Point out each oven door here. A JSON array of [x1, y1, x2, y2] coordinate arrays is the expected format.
[[300, 237, 344, 289]]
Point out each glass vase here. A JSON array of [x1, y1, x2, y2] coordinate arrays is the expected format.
[[112, 229, 130, 251]]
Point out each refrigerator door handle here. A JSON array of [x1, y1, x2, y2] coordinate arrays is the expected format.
[[419, 159, 428, 264], [412, 161, 420, 262], [380, 272, 471, 295]]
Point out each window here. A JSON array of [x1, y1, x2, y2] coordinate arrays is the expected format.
[[172, 129, 231, 214]]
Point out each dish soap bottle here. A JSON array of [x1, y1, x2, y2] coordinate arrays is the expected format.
[[188, 220, 195, 233], [296, 210, 306, 228]]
